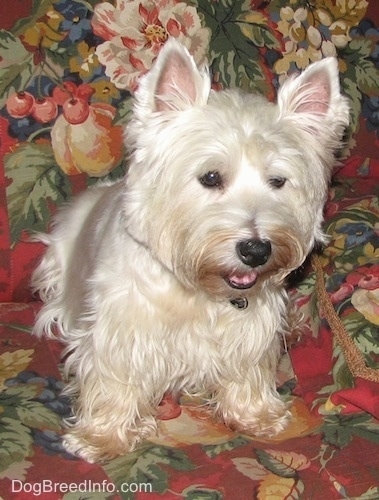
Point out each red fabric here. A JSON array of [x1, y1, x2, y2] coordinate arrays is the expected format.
[[290, 157, 379, 418], [331, 379, 379, 420], [0, 0, 33, 30], [0, 116, 15, 301], [290, 325, 334, 408], [0, 303, 113, 500], [337, 155, 379, 178], [0, 115, 90, 303], [291, 329, 379, 420], [0, 117, 46, 302]]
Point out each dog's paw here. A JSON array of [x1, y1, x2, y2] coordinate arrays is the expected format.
[[62, 418, 158, 462], [231, 406, 291, 438], [219, 396, 291, 438], [63, 433, 103, 464]]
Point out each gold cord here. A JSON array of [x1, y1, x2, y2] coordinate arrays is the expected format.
[[311, 253, 379, 382]]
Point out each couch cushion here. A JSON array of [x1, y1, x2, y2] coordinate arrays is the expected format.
[[1, 303, 379, 499], [0, 302, 113, 497], [1, 0, 379, 302]]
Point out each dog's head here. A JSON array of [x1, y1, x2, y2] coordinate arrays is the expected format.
[[124, 39, 350, 300]]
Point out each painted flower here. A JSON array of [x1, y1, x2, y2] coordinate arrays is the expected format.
[[334, 220, 374, 249], [69, 41, 101, 80], [20, 9, 65, 62], [90, 79, 123, 103], [346, 264, 379, 290], [358, 240, 379, 265], [91, 0, 211, 91], [51, 103, 124, 177], [274, 0, 368, 74], [351, 287, 379, 325], [54, 0, 93, 46], [330, 282, 354, 304]]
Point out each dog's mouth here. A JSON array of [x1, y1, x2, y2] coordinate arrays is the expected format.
[[224, 270, 258, 290]]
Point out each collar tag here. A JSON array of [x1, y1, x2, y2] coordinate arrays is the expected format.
[[230, 297, 248, 310]]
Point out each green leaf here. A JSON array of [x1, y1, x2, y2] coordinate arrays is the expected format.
[[210, 26, 267, 93], [4, 142, 72, 244], [1, 384, 61, 429], [114, 97, 134, 126], [321, 414, 379, 448], [255, 449, 307, 478], [0, 30, 35, 108], [86, 161, 126, 189], [341, 77, 361, 133], [16, 399, 61, 430], [343, 39, 379, 92], [203, 436, 250, 458], [237, 11, 280, 49], [1, 383, 40, 404], [182, 487, 223, 499], [197, 1, 273, 94], [133, 446, 194, 491], [0, 417, 34, 473], [62, 492, 112, 500], [104, 444, 194, 497], [0, 380, 63, 472]]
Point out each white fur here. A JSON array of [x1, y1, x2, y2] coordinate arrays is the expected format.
[[32, 39, 350, 462]]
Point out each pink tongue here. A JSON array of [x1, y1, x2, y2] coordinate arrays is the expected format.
[[229, 270, 258, 288]]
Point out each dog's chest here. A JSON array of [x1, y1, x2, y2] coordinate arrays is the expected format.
[[148, 298, 277, 384]]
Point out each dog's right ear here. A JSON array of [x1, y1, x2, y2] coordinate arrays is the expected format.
[[135, 38, 211, 114]]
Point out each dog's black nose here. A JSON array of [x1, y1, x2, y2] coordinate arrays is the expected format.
[[236, 239, 271, 267]]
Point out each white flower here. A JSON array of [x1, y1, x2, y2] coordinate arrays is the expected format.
[[92, 0, 210, 91]]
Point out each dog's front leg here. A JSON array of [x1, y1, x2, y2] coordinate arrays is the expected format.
[[214, 354, 290, 437], [62, 375, 161, 463]]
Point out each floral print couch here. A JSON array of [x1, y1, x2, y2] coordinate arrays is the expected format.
[[0, 1, 379, 498]]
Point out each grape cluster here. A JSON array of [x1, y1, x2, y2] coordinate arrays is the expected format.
[[5, 370, 77, 460], [6, 370, 70, 416], [350, 19, 379, 68], [32, 428, 76, 460], [362, 96, 379, 138]]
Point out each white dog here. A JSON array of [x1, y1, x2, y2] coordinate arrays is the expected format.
[[32, 39, 349, 462]]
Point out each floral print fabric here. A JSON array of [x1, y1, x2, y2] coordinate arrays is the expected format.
[[0, 0, 378, 302], [290, 157, 379, 421], [1, 302, 379, 499], [0, 1, 379, 498]]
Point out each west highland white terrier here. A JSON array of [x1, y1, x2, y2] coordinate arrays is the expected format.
[[32, 39, 349, 462]]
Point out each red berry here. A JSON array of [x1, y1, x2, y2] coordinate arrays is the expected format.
[[6, 91, 35, 118], [52, 88, 71, 106], [63, 81, 78, 94], [52, 81, 78, 106], [32, 97, 58, 123], [63, 98, 90, 124], [77, 83, 95, 102]]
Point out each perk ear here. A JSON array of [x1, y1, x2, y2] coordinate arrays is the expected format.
[[135, 38, 211, 114], [277, 58, 350, 136]]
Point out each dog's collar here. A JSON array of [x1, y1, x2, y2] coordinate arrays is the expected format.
[[230, 297, 248, 310]]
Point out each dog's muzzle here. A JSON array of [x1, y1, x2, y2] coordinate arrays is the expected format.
[[224, 239, 271, 291]]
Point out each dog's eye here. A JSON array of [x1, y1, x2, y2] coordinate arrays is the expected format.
[[199, 171, 223, 188], [268, 177, 287, 189]]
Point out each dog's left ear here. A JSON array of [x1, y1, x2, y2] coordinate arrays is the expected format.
[[135, 38, 211, 113], [277, 58, 350, 137]]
